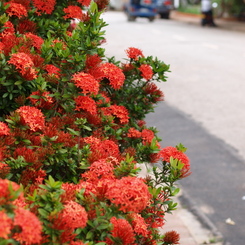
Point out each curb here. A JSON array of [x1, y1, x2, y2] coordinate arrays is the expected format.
[[178, 187, 225, 244]]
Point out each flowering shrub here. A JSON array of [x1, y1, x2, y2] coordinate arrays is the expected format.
[[0, 0, 191, 244]]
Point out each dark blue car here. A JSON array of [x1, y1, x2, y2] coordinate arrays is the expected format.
[[156, 0, 173, 19], [123, 0, 158, 22]]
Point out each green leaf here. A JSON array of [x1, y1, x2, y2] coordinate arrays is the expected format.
[[86, 230, 94, 240], [38, 208, 49, 217], [90, 1, 98, 14], [67, 128, 80, 136]]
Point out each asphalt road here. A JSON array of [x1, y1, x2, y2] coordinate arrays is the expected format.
[[102, 11, 245, 245]]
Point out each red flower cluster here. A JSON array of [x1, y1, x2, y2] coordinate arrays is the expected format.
[[63, 6, 84, 20], [139, 64, 153, 80], [0, 162, 10, 178], [32, 0, 56, 15], [0, 21, 14, 39], [163, 230, 180, 244], [16, 106, 45, 131], [158, 146, 191, 178], [45, 64, 61, 78], [56, 201, 88, 229], [5, 2, 28, 18], [130, 213, 149, 237], [85, 54, 102, 70], [82, 159, 115, 183], [25, 32, 44, 51], [101, 104, 129, 124], [16, 19, 37, 33], [0, 122, 10, 136], [29, 90, 54, 109], [8, 52, 38, 80], [127, 127, 142, 138], [106, 176, 152, 213], [106, 217, 135, 245], [0, 210, 12, 239], [75, 96, 97, 114], [143, 82, 164, 102], [0, 179, 21, 205], [126, 47, 144, 60], [84, 137, 120, 163], [72, 72, 99, 95], [78, 0, 92, 6], [92, 63, 125, 90], [141, 128, 155, 145], [13, 207, 42, 244]]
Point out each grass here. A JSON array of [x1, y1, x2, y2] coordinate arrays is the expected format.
[[177, 4, 201, 15]]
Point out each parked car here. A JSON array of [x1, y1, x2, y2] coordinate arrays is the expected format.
[[156, 0, 173, 19], [123, 0, 158, 22]]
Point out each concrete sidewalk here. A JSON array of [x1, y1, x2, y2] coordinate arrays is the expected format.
[[170, 10, 245, 33], [161, 191, 223, 245]]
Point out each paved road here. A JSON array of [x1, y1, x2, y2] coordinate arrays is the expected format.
[[102, 11, 245, 245], [146, 101, 245, 245]]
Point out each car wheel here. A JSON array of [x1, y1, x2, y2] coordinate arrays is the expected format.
[[128, 14, 136, 21], [148, 16, 155, 22], [160, 13, 169, 19]]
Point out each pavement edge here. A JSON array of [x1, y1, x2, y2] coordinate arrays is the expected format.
[[178, 187, 225, 244]]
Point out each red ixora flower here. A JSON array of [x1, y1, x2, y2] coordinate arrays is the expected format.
[[158, 146, 191, 178], [5, 2, 28, 18], [93, 63, 125, 90], [72, 72, 99, 95], [63, 6, 84, 20], [106, 217, 135, 245], [56, 201, 88, 229], [0, 21, 15, 39], [24, 32, 44, 51], [125, 47, 144, 60], [139, 64, 153, 80], [77, 0, 92, 7], [16, 106, 45, 131], [127, 127, 142, 138], [16, 19, 37, 34], [28, 90, 54, 109], [8, 52, 38, 80], [75, 96, 97, 115], [163, 230, 180, 244], [83, 137, 120, 163], [101, 105, 129, 124], [81, 159, 115, 183], [13, 207, 42, 244], [143, 82, 164, 102], [0, 122, 10, 136], [130, 213, 149, 237], [106, 176, 152, 213], [70, 241, 88, 245], [32, 0, 56, 15], [0, 179, 22, 205], [141, 128, 155, 145], [0, 162, 11, 178], [0, 210, 12, 239], [85, 54, 102, 71], [45, 64, 61, 78]]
